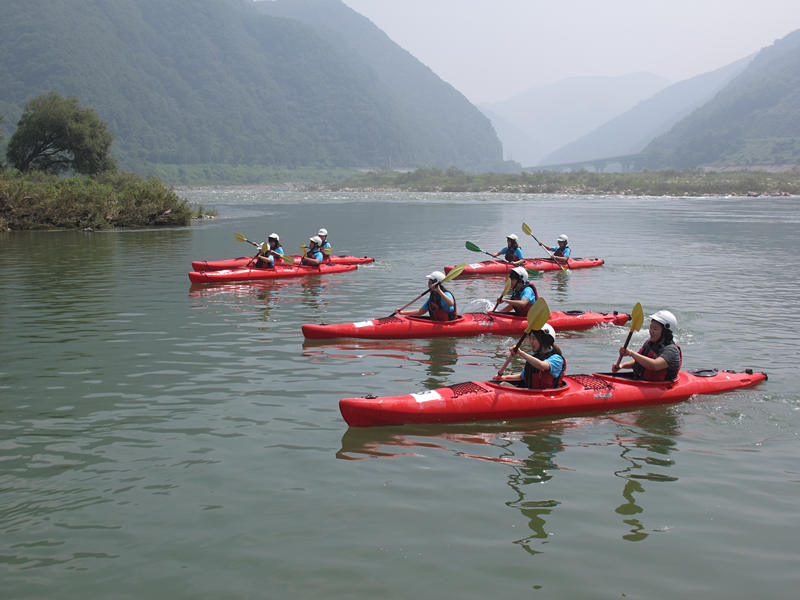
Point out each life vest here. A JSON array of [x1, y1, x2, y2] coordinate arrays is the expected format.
[[553, 244, 569, 257], [633, 340, 682, 381], [428, 290, 457, 321], [321, 241, 332, 262], [504, 245, 521, 262], [510, 283, 538, 316], [522, 348, 566, 389]]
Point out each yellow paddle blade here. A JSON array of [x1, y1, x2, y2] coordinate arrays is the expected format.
[[442, 263, 466, 282], [235, 232, 247, 242], [281, 253, 293, 265], [521, 222, 532, 236], [323, 246, 332, 256], [501, 277, 512, 296], [258, 242, 265, 253], [525, 297, 551, 332], [630, 302, 644, 331]]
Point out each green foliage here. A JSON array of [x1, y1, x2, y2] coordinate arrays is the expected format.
[[0, 170, 191, 231], [642, 30, 800, 169], [6, 92, 117, 175], [0, 0, 502, 179], [320, 167, 800, 196]]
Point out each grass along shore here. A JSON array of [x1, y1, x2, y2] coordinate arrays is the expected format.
[[0, 170, 197, 231], [311, 168, 800, 196]]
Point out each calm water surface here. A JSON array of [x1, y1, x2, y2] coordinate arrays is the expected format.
[[1, 191, 798, 599]]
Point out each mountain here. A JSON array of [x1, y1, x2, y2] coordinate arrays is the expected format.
[[0, 0, 502, 175], [480, 73, 669, 167], [540, 57, 752, 166], [640, 29, 800, 169]]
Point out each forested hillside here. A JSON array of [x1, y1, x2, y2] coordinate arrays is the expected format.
[[640, 29, 800, 169], [0, 0, 503, 177]]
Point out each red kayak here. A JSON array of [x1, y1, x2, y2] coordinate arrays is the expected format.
[[340, 369, 767, 427], [443, 257, 604, 275], [188, 262, 357, 283], [302, 310, 630, 339], [192, 255, 374, 271]]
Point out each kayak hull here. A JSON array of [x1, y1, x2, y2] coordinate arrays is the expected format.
[[444, 257, 604, 275], [340, 370, 767, 427], [302, 310, 630, 339], [188, 262, 357, 283], [192, 255, 374, 271]]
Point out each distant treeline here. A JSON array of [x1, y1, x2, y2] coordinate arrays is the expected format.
[[315, 167, 800, 196], [0, 171, 193, 232]]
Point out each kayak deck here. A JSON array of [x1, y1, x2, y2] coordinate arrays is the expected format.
[[302, 310, 630, 339], [188, 262, 358, 283], [443, 257, 604, 275], [192, 255, 374, 271], [340, 369, 767, 427]]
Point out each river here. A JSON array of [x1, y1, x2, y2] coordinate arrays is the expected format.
[[1, 190, 798, 599]]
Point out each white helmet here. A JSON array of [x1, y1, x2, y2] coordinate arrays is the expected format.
[[268, 232, 279, 241], [557, 234, 568, 243], [510, 266, 528, 282], [650, 310, 677, 331], [506, 233, 518, 241], [536, 323, 556, 346], [318, 228, 328, 236], [426, 270, 446, 283], [310, 235, 322, 245]]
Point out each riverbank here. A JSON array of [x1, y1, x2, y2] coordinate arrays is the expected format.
[[308, 167, 800, 196], [0, 171, 195, 231]]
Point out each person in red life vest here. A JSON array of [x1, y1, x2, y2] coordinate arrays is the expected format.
[[613, 310, 682, 381], [301, 236, 324, 266], [395, 271, 457, 321], [538, 233, 570, 265], [495, 324, 566, 389], [491, 233, 526, 266], [497, 266, 538, 316]]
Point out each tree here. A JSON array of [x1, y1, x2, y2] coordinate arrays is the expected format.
[[6, 92, 117, 175]]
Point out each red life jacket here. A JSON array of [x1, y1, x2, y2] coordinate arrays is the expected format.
[[634, 340, 682, 381], [510, 283, 538, 316], [504, 245, 521, 262], [428, 290, 458, 321], [522, 349, 566, 389]]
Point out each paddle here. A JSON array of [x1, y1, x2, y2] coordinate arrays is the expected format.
[[235, 233, 291, 265], [300, 243, 333, 256], [613, 302, 644, 370], [491, 277, 512, 311], [495, 297, 551, 377], [392, 263, 466, 316], [521, 222, 568, 273], [466, 241, 504, 261]]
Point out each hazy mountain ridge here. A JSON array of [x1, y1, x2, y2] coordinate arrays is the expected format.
[[640, 29, 800, 168], [480, 73, 669, 166], [0, 0, 503, 174], [540, 57, 753, 166]]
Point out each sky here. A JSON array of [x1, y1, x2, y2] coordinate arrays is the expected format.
[[342, 0, 800, 104]]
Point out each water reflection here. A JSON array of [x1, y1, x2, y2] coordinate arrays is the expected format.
[[608, 407, 680, 542], [338, 404, 681, 551], [302, 336, 462, 388]]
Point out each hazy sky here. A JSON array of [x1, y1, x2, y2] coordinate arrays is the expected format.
[[342, 0, 800, 104]]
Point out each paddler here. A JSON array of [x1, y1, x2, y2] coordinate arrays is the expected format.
[[317, 228, 332, 256], [395, 271, 458, 321], [495, 324, 566, 389], [254, 233, 284, 268], [491, 233, 525, 266], [301, 235, 325, 266], [613, 310, 681, 381], [498, 266, 539, 315], [538, 233, 570, 265]]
